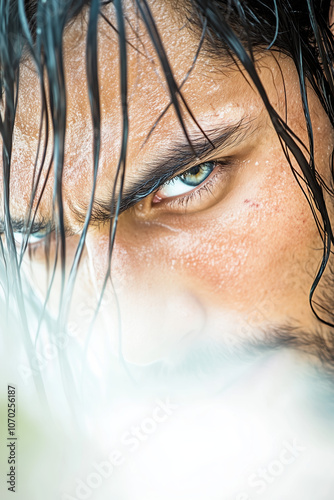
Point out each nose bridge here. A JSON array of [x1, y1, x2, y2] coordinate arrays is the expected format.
[[84, 225, 162, 299]]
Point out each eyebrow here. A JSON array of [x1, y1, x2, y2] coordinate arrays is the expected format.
[[71, 117, 255, 226]]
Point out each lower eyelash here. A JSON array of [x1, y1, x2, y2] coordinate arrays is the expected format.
[[172, 182, 215, 208]]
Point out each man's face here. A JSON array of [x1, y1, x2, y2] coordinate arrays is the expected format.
[[3, 2, 334, 366]]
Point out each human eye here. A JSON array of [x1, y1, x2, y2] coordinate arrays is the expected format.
[[152, 159, 233, 212], [13, 230, 51, 248], [12, 226, 55, 258], [9, 225, 80, 264], [155, 162, 215, 199]]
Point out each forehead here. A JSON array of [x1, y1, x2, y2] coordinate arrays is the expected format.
[[4, 1, 280, 224]]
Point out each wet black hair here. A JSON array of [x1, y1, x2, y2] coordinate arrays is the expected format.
[[1, 0, 334, 387]]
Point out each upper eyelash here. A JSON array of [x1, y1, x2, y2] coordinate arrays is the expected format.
[[161, 157, 231, 187]]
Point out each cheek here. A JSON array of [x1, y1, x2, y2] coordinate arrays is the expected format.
[[202, 205, 316, 313], [114, 162, 321, 317]]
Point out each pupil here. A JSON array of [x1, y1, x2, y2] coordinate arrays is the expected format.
[[188, 165, 201, 176]]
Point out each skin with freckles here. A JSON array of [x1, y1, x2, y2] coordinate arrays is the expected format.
[[2, 1, 334, 367]]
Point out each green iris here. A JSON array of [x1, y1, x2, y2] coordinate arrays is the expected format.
[[179, 162, 214, 186]]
